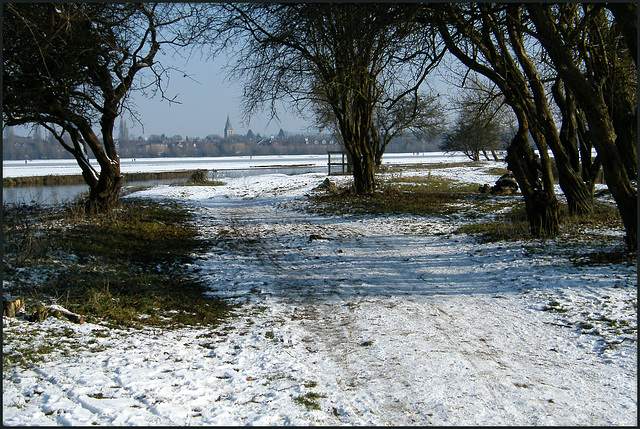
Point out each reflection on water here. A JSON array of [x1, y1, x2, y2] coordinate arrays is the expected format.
[[3, 183, 89, 206], [2, 166, 327, 206], [2, 178, 185, 206]]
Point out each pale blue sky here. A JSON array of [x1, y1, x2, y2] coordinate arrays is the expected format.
[[125, 51, 316, 139], [12, 49, 455, 141], [124, 48, 456, 140]]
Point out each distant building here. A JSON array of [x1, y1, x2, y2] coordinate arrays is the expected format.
[[224, 115, 233, 138]]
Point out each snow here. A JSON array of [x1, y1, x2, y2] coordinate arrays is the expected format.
[[3, 155, 637, 426], [2, 152, 473, 178]]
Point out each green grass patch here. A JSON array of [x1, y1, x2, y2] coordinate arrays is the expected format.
[[381, 161, 477, 174], [293, 392, 326, 411], [485, 167, 511, 176], [559, 202, 624, 237], [455, 199, 626, 245], [308, 172, 624, 246], [455, 202, 531, 243], [2, 198, 235, 329], [307, 177, 480, 218]]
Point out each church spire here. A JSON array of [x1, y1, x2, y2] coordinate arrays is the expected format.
[[224, 115, 233, 138]]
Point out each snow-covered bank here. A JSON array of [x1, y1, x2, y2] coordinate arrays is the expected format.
[[3, 166, 636, 426]]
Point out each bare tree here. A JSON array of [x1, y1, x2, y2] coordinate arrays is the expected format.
[[3, 3, 200, 212], [216, 3, 445, 194], [441, 114, 501, 163], [372, 92, 445, 168], [442, 77, 509, 162], [435, 3, 561, 237], [314, 90, 445, 168]]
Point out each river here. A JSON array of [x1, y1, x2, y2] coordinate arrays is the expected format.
[[2, 152, 469, 205]]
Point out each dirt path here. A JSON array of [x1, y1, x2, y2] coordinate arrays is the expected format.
[[190, 188, 636, 425]]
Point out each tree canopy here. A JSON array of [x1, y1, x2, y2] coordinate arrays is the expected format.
[[216, 3, 445, 193], [3, 2, 200, 212], [3, 3, 636, 250]]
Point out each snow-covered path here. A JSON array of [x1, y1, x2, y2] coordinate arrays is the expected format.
[[187, 174, 636, 425], [3, 170, 637, 426]]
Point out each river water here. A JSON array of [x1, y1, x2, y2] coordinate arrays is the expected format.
[[2, 166, 328, 206], [2, 153, 467, 206]]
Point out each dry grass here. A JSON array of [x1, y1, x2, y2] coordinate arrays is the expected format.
[[2, 198, 235, 328]]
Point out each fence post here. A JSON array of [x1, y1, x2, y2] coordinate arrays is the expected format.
[[328, 151, 348, 176]]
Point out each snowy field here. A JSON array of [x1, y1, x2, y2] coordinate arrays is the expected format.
[[2, 156, 637, 425], [2, 152, 472, 178]]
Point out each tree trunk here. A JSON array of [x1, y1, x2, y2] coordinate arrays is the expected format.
[[86, 159, 122, 214], [611, 95, 637, 181], [337, 100, 377, 194], [74, 116, 123, 214], [508, 13, 594, 217], [506, 127, 560, 238], [528, 5, 637, 251], [528, 188, 560, 237], [436, 8, 560, 238], [351, 150, 377, 194], [552, 80, 597, 215]]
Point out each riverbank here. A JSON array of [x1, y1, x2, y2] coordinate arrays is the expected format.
[[2, 170, 209, 188], [1, 152, 473, 205], [1, 152, 471, 179]]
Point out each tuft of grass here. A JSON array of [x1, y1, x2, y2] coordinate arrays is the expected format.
[[455, 202, 530, 243], [293, 392, 326, 411], [183, 170, 225, 186], [486, 167, 511, 176], [559, 202, 624, 238], [571, 250, 636, 266], [542, 300, 570, 313]]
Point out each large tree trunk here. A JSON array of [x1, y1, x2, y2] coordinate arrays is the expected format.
[[551, 80, 597, 215], [87, 163, 123, 213], [436, 6, 560, 238], [77, 118, 123, 214], [507, 12, 594, 216], [506, 127, 560, 238], [336, 99, 378, 194], [528, 5, 637, 251], [351, 150, 377, 194]]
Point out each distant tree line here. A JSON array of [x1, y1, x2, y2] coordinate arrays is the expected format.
[[3, 126, 74, 160], [3, 126, 442, 159]]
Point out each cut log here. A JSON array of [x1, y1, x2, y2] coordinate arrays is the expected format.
[[47, 304, 85, 324], [30, 302, 48, 322], [3, 297, 25, 318], [29, 303, 85, 324]]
